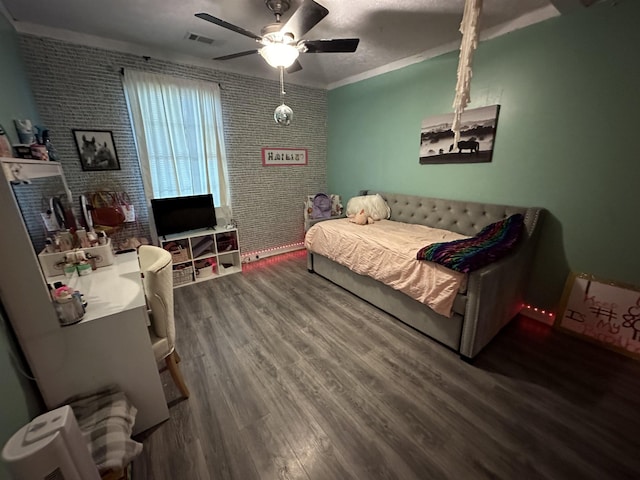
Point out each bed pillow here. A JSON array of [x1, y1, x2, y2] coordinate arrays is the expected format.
[[346, 194, 391, 221], [416, 214, 525, 273]]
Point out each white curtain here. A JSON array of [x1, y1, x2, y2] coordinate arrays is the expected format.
[[123, 70, 230, 207]]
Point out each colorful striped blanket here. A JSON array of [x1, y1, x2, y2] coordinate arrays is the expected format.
[[416, 214, 524, 273]]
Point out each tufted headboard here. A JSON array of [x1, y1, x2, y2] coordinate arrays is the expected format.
[[368, 192, 542, 239]]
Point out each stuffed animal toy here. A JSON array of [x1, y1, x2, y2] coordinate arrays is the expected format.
[[348, 208, 374, 225]]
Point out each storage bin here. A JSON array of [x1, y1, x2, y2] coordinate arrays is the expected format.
[[38, 239, 115, 277], [165, 245, 190, 263], [172, 265, 194, 286], [194, 258, 216, 278], [216, 234, 237, 252]]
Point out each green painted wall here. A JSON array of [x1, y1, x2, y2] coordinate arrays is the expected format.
[[0, 12, 44, 480], [0, 11, 40, 144], [0, 309, 43, 480], [327, 0, 640, 310]]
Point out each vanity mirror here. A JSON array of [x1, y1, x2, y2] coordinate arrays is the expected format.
[[1, 158, 76, 256]]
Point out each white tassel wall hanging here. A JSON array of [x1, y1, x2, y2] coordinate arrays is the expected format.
[[452, 0, 483, 145]]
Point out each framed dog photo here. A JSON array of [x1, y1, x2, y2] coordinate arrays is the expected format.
[[72, 129, 121, 171]]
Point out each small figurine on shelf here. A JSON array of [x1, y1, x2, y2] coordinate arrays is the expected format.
[[14, 119, 34, 145], [29, 126, 46, 161], [41, 129, 59, 161]]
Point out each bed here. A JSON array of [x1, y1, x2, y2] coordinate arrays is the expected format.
[[305, 192, 545, 359]]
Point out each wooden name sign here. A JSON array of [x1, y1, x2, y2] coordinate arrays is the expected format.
[[557, 272, 640, 359]]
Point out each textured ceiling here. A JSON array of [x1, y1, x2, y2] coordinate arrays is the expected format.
[[3, 0, 560, 88]]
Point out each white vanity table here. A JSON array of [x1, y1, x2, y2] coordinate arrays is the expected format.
[[43, 252, 169, 433], [60, 252, 146, 324], [0, 157, 169, 434]]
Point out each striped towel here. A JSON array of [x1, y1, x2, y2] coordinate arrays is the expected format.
[[417, 214, 524, 273], [67, 386, 142, 472]]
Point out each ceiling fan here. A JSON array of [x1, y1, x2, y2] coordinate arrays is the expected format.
[[195, 0, 360, 74]]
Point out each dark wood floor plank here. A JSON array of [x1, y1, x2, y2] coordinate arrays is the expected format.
[[478, 320, 640, 433], [365, 325, 638, 480], [133, 360, 241, 480], [180, 354, 262, 480], [292, 330, 533, 479], [229, 301, 302, 368], [281, 359, 417, 480], [132, 251, 640, 480], [280, 289, 530, 476], [336, 296, 636, 476], [284, 287, 375, 357], [297, 352, 455, 479], [240, 414, 310, 480], [237, 343, 356, 480], [365, 346, 589, 479], [201, 310, 271, 430]]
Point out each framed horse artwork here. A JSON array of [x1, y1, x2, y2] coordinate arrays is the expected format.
[[72, 129, 121, 171], [418, 105, 500, 165]]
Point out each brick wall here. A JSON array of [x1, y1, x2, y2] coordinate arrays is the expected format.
[[18, 35, 327, 253]]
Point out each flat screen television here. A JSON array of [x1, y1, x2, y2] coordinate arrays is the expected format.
[[151, 194, 217, 237]]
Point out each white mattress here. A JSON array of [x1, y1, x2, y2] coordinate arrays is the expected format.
[[305, 219, 468, 318]]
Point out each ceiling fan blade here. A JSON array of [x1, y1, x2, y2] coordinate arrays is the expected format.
[[214, 50, 259, 61], [286, 60, 303, 74], [303, 38, 360, 53], [280, 0, 328, 40], [195, 13, 262, 41]]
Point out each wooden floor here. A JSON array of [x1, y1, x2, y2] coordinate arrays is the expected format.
[[133, 251, 640, 480]]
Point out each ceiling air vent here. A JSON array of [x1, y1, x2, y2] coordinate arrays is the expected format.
[[185, 32, 214, 45]]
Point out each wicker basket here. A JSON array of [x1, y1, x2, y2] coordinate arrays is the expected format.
[[166, 245, 190, 263], [172, 265, 194, 286]]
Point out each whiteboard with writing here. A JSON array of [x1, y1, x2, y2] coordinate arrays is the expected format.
[[557, 273, 640, 358]]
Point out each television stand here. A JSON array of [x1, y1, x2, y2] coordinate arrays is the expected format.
[[158, 227, 241, 288]]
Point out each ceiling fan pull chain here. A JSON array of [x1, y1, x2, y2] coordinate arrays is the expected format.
[[279, 66, 286, 97], [274, 66, 293, 125]]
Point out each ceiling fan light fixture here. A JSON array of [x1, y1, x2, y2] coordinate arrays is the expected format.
[[259, 43, 299, 68]]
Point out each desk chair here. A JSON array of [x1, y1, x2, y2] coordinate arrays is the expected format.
[[138, 245, 190, 399]]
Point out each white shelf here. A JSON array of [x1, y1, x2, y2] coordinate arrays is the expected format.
[[194, 274, 218, 283], [172, 258, 192, 266], [160, 227, 241, 288], [194, 252, 217, 262], [160, 226, 236, 242], [217, 248, 239, 254], [218, 265, 242, 276]]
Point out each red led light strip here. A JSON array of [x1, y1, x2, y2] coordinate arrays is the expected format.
[[242, 242, 305, 262]]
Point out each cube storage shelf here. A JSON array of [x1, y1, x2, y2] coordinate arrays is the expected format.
[[159, 227, 241, 288]]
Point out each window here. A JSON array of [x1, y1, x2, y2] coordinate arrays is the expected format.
[[122, 70, 229, 207]]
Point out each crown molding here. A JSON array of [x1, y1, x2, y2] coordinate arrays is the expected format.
[[0, 0, 16, 28], [327, 4, 560, 90], [11, 3, 560, 92]]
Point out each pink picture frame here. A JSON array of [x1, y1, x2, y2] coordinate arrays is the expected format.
[[262, 147, 308, 166]]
